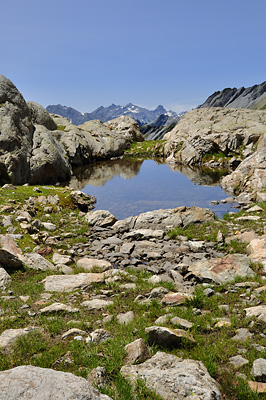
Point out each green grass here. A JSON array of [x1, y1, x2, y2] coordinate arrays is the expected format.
[[124, 140, 166, 158]]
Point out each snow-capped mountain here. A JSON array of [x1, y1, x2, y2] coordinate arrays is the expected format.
[[46, 103, 177, 126]]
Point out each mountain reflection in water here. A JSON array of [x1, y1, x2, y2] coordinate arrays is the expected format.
[[70, 159, 236, 219]]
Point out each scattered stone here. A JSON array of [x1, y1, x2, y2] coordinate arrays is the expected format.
[[0, 268, 11, 289], [87, 366, 110, 389], [23, 253, 56, 271], [52, 253, 72, 265], [43, 273, 105, 292], [145, 326, 195, 347], [229, 355, 249, 368], [232, 328, 253, 342], [117, 311, 135, 325], [85, 210, 117, 227], [121, 351, 221, 400], [39, 303, 79, 314], [248, 381, 266, 393], [86, 329, 113, 344], [61, 328, 87, 340], [82, 299, 113, 311], [161, 292, 192, 306], [245, 305, 266, 323], [214, 318, 231, 328], [0, 365, 112, 400], [42, 222, 57, 231], [0, 327, 41, 350], [251, 358, 266, 381], [125, 338, 151, 365], [171, 316, 193, 329], [76, 257, 112, 272]]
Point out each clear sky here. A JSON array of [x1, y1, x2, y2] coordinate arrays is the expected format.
[[2, 0, 266, 113]]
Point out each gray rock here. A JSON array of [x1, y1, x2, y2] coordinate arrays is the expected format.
[[251, 358, 266, 381], [171, 316, 193, 329], [85, 210, 117, 227], [0, 248, 23, 271], [0, 365, 112, 400], [86, 329, 113, 344], [43, 272, 105, 292], [117, 311, 135, 325], [29, 125, 71, 184], [245, 305, 266, 323], [70, 190, 96, 212], [27, 101, 57, 130], [52, 253, 72, 265], [82, 299, 113, 310], [76, 257, 112, 272], [0, 267, 11, 289], [229, 355, 249, 369], [232, 328, 253, 342], [145, 326, 195, 347], [23, 253, 56, 271], [121, 351, 221, 399], [188, 254, 254, 284], [125, 338, 151, 365], [87, 367, 110, 389], [39, 303, 79, 314], [0, 327, 41, 350], [0, 75, 33, 184], [61, 328, 87, 340]]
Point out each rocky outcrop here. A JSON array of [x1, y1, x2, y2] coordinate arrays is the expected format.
[[198, 81, 266, 110], [0, 75, 34, 184], [0, 365, 112, 400], [164, 107, 266, 167], [0, 75, 144, 185], [221, 144, 266, 195]]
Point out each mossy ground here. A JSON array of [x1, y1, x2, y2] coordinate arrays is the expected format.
[[0, 185, 266, 398]]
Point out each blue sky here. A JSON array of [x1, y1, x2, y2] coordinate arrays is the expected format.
[[2, 0, 266, 113]]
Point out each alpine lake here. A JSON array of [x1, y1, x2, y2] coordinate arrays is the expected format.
[[69, 157, 238, 220]]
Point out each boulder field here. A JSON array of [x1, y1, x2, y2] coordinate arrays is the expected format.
[[1, 186, 266, 398], [0, 75, 143, 186]]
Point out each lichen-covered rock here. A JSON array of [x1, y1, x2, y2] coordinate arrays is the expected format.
[[121, 351, 221, 399], [0, 365, 112, 400]]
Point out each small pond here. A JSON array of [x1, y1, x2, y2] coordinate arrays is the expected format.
[[70, 158, 237, 220]]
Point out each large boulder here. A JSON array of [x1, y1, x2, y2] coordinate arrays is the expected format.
[[121, 351, 221, 399], [0, 75, 33, 184], [29, 125, 71, 184], [0, 365, 112, 400]]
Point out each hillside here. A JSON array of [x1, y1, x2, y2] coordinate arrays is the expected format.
[[199, 81, 266, 110]]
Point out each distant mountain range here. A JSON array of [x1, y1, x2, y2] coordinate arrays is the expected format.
[[199, 81, 266, 110], [46, 103, 178, 126]]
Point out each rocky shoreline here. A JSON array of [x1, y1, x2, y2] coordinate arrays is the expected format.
[[1, 184, 266, 398]]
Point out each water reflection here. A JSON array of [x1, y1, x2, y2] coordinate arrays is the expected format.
[[69, 158, 235, 219]]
